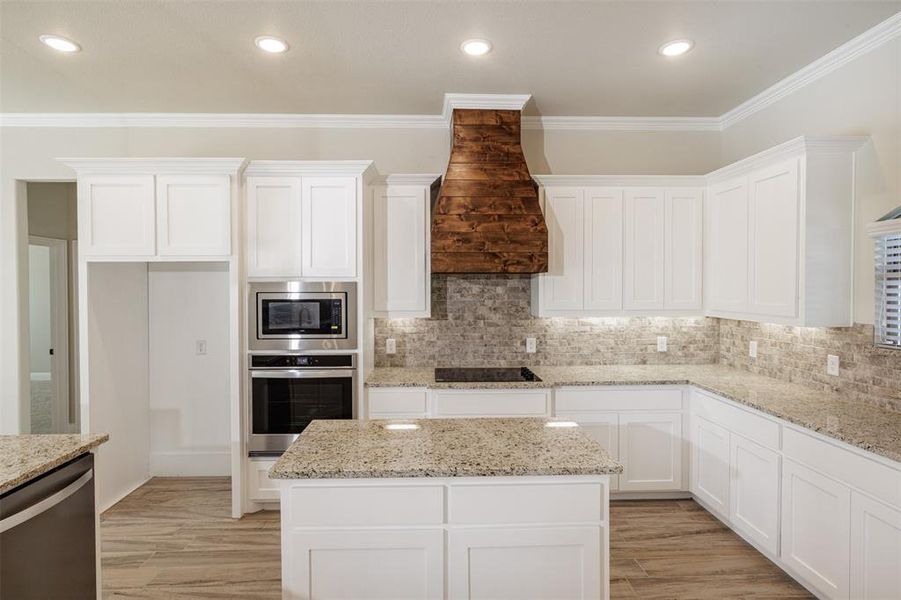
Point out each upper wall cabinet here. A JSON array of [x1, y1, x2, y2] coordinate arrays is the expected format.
[[371, 176, 439, 318], [62, 159, 245, 260], [705, 137, 866, 327], [531, 177, 703, 317], [244, 161, 375, 279]]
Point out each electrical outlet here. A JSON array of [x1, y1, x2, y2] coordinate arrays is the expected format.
[[386, 338, 397, 355], [827, 354, 840, 376], [526, 337, 537, 353], [195, 340, 207, 356], [749, 341, 758, 359], [657, 336, 667, 352]]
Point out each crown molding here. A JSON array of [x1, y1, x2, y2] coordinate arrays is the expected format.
[[244, 160, 376, 177], [720, 11, 901, 129], [523, 116, 721, 132], [441, 93, 532, 125], [2, 113, 447, 129], [57, 157, 247, 175], [533, 174, 707, 187], [706, 135, 868, 183], [372, 174, 442, 186]]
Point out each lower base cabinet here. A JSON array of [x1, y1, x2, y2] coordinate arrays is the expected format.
[[781, 458, 851, 599], [730, 434, 780, 555], [447, 526, 603, 600], [690, 416, 730, 516], [850, 492, 901, 600], [619, 412, 683, 491], [576, 417, 620, 491]]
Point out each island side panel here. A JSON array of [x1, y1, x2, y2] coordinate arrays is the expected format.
[[279, 475, 611, 600]]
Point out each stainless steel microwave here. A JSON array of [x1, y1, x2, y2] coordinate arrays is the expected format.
[[248, 281, 357, 351]]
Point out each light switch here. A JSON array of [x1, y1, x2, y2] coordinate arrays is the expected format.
[[657, 336, 667, 352], [526, 337, 537, 353], [749, 341, 758, 358], [827, 354, 840, 376], [386, 338, 397, 354], [195, 340, 207, 355]]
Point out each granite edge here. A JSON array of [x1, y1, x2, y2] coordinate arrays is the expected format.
[[0, 434, 110, 495]]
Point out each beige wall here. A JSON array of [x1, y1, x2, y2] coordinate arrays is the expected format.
[[720, 38, 901, 325], [27, 182, 77, 240]]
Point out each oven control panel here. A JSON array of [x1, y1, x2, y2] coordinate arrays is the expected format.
[[249, 354, 355, 369]]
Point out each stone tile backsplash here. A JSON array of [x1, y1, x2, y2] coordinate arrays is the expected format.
[[718, 320, 901, 412], [373, 275, 719, 367], [373, 274, 901, 412]]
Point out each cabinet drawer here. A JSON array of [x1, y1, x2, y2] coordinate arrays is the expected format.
[[368, 388, 429, 418], [433, 390, 550, 417], [555, 388, 683, 413], [449, 481, 606, 525], [691, 391, 779, 450], [783, 426, 901, 509], [247, 459, 279, 502], [284, 483, 445, 527]]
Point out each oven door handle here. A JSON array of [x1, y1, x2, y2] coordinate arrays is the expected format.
[[250, 369, 354, 379]]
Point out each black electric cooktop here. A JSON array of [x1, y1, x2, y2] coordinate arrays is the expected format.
[[434, 367, 542, 383]]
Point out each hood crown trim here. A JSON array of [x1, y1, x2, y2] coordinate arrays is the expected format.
[[431, 109, 548, 274]]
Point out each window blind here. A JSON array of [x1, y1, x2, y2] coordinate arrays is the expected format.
[[875, 233, 901, 348]]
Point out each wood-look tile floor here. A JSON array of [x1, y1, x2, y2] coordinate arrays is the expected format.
[[101, 478, 812, 599]]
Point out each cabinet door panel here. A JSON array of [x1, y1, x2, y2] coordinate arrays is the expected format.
[[372, 185, 429, 315], [619, 412, 683, 491], [542, 187, 585, 310], [623, 189, 665, 310], [78, 175, 156, 256], [691, 416, 730, 517], [850, 493, 901, 600], [575, 415, 620, 491], [246, 176, 302, 276], [731, 434, 780, 555], [448, 526, 602, 600], [665, 189, 703, 310], [781, 458, 850, 599], [157, 175, 230, 256], [748, 158, 800, 318], [584, 188, 623, 310], [707, 178, 748, 313], [302, 177, 357, 278]]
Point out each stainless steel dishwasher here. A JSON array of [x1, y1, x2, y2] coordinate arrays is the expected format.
[[0, 453, 97, 599]]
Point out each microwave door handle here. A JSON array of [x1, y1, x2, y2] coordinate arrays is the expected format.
[[250, 370, 353, 379]]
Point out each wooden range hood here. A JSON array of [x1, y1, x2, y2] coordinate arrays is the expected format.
[[431, 108, 548, 273]]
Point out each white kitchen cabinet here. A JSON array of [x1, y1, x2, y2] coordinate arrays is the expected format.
[[368, 388, 429, 419], [730, 433, 780, 555], [850, 492, 901, 600], [665, 188, 703, 310], [574, 414, 620, 491], [247, 458, 279, 503], [156, 174, 231, 256], [541, 187, 585, 311], [747, 158, 800, 318], [781, 458, 851, 599], [372, 179, 434, 317], [78, 175, 156, 257], [584, 188, 624, 310], [705, 137, 863, 326], [301, 177, 357, 278], [246, 176, 303, 276], [706, 176, 749, 314], [432, 389, 550, 418], [690, 415, 730, 517], [447, 526, 602, 600], [618, 412, 683, 492], [623, 188, 665, 310]]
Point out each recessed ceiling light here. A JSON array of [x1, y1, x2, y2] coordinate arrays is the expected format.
[[255, 36, 289, 54], [545, 421, 579, 428], [461, 38, 492, 56], [384, 423, 420, 431], [39, 35, 81, 53], [658, 39, 694, 57]]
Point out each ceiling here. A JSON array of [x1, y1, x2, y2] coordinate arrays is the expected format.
[[1, 1, 899, 117]]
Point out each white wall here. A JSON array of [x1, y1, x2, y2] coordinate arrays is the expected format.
[[87, 262, 150, 511], [720, 38, 901, 324], [148, 263, 230, 476], [28, 245, 51, 374]]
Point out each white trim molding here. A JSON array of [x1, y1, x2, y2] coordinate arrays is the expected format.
[[441, 93, 532, 125], [719, 11, 901, 129], [57, 157, 247, 175], [3, 113, 447, 129], [244, 159, 376, 178], [372, 174, 442, 186], [524, 116, 721, 132], [533, 174, 707, 187]]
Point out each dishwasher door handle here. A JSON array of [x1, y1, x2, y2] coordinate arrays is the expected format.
[[0, 470, 93, 533]]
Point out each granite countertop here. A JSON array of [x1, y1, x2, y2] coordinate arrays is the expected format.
[[0, 434, 109, 495], [366, 364, 901, 464], [270, 417, 623, 479]]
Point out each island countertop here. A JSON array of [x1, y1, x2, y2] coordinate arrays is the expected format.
[[0, 434, 109, 495], [270, 417, 623, 479]]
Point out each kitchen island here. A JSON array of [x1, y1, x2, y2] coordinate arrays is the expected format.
[[270, 418, 622, 600]]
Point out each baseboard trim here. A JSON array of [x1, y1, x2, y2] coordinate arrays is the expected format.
[[612, 491, 692, 500], [149, 450, 230, 476], [99, 476, 153, 513]]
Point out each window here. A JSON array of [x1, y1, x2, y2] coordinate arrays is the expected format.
[[873, 211, 901, 348]]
